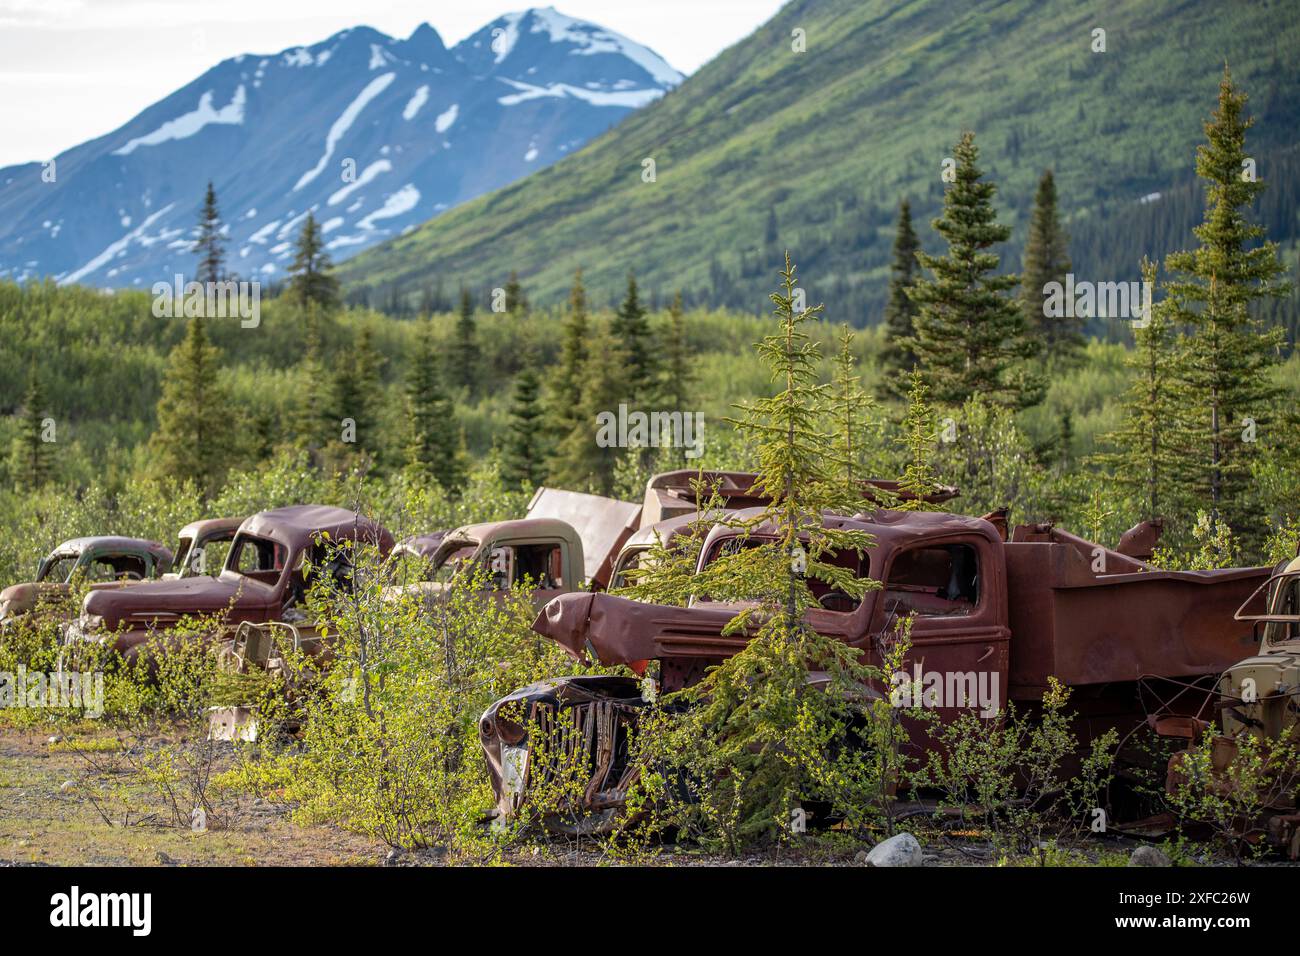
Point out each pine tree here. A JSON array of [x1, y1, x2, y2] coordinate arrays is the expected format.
[[192, 181, 225, 285], [448, 286, 480, 392], [630, 254, 890, 848], [406, 318, 464, 493], [8, 362, 52, 489], [286, 304, 331, 460], [287, 213, 340, 312], [504, 270, 528, 317], [1165, 68, 1290, 538], [502, 365, 547, 489], [663, 290, 692, 411], [612, 271, 655, 402], [147, 316, 236, 497], [894, 370, 943, 510], [1092, 260, 1190, 525], [550, 321, 624, 495], [826, 326, 881, 496], [546, 269, 591, 481], [331, 326, 384, 463], [879, 200, 921, 395], [908, 132, 1042, 410], [1020, 169, 1078, 363]]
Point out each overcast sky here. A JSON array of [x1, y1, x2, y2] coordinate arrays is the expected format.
[[0, 0, 784, 167]]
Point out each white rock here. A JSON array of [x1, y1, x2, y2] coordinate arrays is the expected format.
[[1128, 845, 1172, 867], [864, 832, 923, 867]]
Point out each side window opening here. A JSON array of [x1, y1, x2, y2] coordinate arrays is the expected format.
[[230, 535, 288, 581], [498, 543, 564, 590], [884, 543, 980, 618], [808, 548, 865, 613], [89, 553, 147, 582]]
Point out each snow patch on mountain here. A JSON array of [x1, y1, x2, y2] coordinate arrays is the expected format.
[[294, 72, 396, 191], [434, 103, 458, 132], [528, 7, 683, 87], [113, 86, 247, 156], [358, 184, 419, 229], [402, 85, 429, 120], [497, 78, 663, 108], [59, 204, 174, 284], [329, 160, 392, 205]]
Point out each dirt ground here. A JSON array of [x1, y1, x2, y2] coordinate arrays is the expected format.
[[0, 721, 1279, 868], [0, 723, 384, 867]]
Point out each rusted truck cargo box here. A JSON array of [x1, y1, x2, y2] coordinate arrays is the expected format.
[[1003, 534, 1264, 696]]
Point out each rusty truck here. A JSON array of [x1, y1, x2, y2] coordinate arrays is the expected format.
[[1149, 547, 1300, 854], [478, 507, 1269, 826], [64, 505, 394, 659]]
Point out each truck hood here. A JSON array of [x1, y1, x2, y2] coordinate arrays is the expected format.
[[1, 581, 69, 617], [82, 574, 271, 628], [533, 592, 744, 665]]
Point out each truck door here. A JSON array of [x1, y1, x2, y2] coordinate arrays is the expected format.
[[871, 536, 1009, 722], [489, 539, 570, 609]]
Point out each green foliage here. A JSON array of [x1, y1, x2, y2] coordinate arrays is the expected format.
[[287, 213, 340, 313], [1164, 68, 1291, 542], [192, 181, 225, 285], [1092, 259, 1190, 528], [146, 316, 236, 498], [879, 199, 921, 394], [622, 256, 890, 852], [501, 365, 547, 490], [8, 361, 52, 489], [448, 287, 481, 392], [825, 326, 884, 497], [908, 132, 1041, 410], [405, 318, 465, 493], [281, 554, 575, 852], [914, 679, 1118, 857], [612, 272, 655, 403], [1166, 729, 1300, 861], [335, 0, 1300, 335], [895, 370, 943, 510], [1020, 169, 1078, 363]]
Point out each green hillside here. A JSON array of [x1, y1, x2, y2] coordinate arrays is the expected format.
[[340, 0, 1300, 325]]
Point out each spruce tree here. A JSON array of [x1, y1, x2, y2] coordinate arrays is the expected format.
[[612, 271, 654, 402], [550, 321, 624, 495], [630, 254, 890, 848], [1164, 68, 1290, 538], [502, 365, 547, 489], [663, 290, 692, 411], [286, 304, 331, 461], [1092, 259, 1191, 526], [1020, 169, 1079, 363], [287, 213, 340, 312], [148, 316, 236, 497], [546, 269, 591, 481], [331, 326, 384, 463], [193, 181, 225, 285], [406, 318, 464, 493], [9, 362, 52, 489], [879, 199, 921, 395], [894, 370, 943, 511], [504, 270, 528, 317], [908, 132, 1041, 410], [826, 326, 881, 496], [448, 286, 480, 392]]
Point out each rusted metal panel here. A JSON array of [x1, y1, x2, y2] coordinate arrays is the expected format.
[[526, 488, 641, 588]]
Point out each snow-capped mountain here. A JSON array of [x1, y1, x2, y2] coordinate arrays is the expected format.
[[0, 7, 682, 288]]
